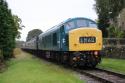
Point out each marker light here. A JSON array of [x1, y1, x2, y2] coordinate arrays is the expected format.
[[94, 51, 98, 56]]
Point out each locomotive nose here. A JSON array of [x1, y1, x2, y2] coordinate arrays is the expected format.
[[68, 28, 102, 51]]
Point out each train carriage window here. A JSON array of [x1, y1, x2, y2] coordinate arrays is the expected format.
[[43, 37, 46, 47], [53, 33, 57, 46]]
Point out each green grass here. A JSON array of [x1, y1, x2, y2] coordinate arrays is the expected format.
[[0, 50, 83, 83], [98, 58, 125, 74]]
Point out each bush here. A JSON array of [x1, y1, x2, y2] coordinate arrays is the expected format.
[[107, 25, 125, 38]]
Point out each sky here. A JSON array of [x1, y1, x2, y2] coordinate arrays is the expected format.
[[6, 0, 97, 41]]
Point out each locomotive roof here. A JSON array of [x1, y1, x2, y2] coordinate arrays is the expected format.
[[62, 17, 96, 24], [39, 17, 96, 37]]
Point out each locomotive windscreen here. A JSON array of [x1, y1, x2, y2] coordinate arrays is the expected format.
[[76, 20, 97, 28], [65, 19, 97, 32]]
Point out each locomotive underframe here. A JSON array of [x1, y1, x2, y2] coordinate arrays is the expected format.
[[23, 48, 101, 68]]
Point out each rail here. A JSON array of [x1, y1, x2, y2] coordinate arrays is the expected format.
[[75, 68, 125, 83]]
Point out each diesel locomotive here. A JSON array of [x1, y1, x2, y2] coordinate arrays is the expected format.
[[23, 17, 102, 67]]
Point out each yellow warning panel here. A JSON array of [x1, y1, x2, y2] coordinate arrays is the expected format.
[[69, 28, 102, 51]]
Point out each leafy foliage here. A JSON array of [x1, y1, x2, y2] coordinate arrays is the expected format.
[[108, 0, 125, 20], [13, 15, 25, 39], [108, 25, 125, 38], [94, 0, 110, 37], [94, 0, 125, 37], [26, 29, 43, 41], [0, 0, 22, 59]]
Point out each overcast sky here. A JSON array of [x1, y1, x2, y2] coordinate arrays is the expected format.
[[6, 0, 97, 41]]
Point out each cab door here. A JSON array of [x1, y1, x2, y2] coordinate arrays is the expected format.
[[60, 25, 67, 51]]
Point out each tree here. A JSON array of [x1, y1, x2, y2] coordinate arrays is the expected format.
[[0, 0, 21, 59], [13, 15, 25, 39], [26, 29, 43, 41], [94, 0, 125, 37], [94, 0, 110, 37], [108, 0, 125, 26]]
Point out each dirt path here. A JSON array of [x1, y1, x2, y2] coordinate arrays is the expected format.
[[13, 48, 31, 59]]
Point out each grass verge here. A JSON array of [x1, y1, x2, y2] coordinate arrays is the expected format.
[[98, 58, 125, 74], [0, 49, 83, 83]]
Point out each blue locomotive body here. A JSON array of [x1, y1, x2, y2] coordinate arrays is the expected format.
[[38, 17, 98, 51], [23, 17, 102, 67]]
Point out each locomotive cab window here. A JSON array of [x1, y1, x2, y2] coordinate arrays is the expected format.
[[76, 19, 97, 28], [53, 33, 57, 46], [65, 21, 75, 31], [88, 21, 97, 28], [76, 20, 88, 28]]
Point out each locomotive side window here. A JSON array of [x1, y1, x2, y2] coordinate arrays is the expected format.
[[53, 33, 57, 46], [77, 20, 88, 28]]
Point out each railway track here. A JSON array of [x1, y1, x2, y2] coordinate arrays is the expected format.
[[75, 68, 125, 83], [27, 52, 125, 83], [36, 55, 125, 83]]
